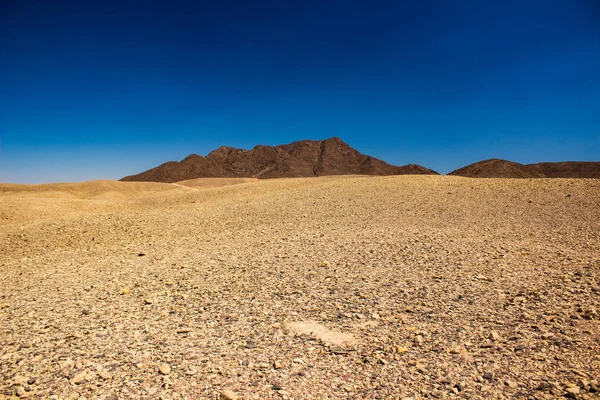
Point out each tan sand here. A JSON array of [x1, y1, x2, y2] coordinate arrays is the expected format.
[[1, 175, 599, 399]]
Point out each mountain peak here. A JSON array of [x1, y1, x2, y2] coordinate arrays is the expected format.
[[121, 138, 438, 182]]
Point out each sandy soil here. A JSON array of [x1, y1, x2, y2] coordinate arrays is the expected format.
[[175, 178, 259, 190], [1, 176, 599, 400]]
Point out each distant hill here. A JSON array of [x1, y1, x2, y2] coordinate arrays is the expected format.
[[121, 137, 439, 182], [449, 159, 600, 178]]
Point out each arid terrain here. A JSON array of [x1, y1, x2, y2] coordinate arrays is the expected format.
[[1, 176, 599, 400]]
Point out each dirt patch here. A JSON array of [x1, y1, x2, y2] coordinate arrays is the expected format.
[[287, 321, 357, 347]]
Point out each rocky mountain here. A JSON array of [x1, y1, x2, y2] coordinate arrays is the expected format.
[[449, 159, 600, 178], [121, 137, 439, 182]]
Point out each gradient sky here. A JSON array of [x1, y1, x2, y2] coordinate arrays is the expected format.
[[1, 0, 599, 183]]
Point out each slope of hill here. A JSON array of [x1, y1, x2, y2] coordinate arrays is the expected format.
[[526, 161, 600, 178], [0, 180, 178, 199], [448, 159, 546, 178], [121, 137, 438, 182], [449, 159, 600, 178]]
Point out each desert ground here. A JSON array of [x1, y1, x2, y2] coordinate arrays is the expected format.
[[1, 176, 599, 400]]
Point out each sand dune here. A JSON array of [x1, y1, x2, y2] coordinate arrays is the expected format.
[[1, 175, 599, 399]]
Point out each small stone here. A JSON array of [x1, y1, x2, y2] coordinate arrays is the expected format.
[[97, 368, 112, 380], [70, 371, 87, 385], [16, 386, 26, 397], [565, 386, 580, 398], [583, 307, 598, 319], [221, 389, 238, 400], [490, 331, 501, 341], [396, 345, 409, 354], [541, 332, 554, 339], [536, 382, 551, 391], [144, 298, 154, 305], [27, 377, 36, 385], [256, 362, 270, 370], [273, 360, 283, 369], [505, 380, 517, 388], [15, 376, 28, 386], [320, 261, 330, 267], [158, 363, 171, 375], [122, 287, 130, 295]]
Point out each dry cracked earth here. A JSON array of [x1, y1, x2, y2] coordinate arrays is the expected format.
[[1, 176, 599, 400]]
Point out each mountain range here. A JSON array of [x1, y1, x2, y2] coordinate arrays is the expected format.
[[121, 137, 438, 182], [121, 138, 599, 182], [448, 159, 600, 178]]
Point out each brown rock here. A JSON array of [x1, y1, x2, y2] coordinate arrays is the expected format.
[[121, 137, 438, 182], [158, 363, 171, 375]]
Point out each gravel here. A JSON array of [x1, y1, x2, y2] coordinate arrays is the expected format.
[[1, 175, 599, 399]]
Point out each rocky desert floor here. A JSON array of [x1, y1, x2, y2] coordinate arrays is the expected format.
[[1, 175, 599, 400]]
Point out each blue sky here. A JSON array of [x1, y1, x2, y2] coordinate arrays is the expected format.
[[1, 0, 599, 183]]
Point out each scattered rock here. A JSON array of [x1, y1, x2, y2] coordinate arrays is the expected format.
[[221, 389, 238, 400], [505, 380, 518, 388], [70, 371, 87, 385], [158, 363, 171, 375], [541, 332, 554, 340], [396, 345, 409, 354], [565, 386, 580, 398]]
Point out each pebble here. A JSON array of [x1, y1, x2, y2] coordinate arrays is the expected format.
[[70, 371, 87, 385], [541, 332, 554, 339], [396, 345, 409, 354], [97, 368, 112, 380], [158, 363, 171, 375], [221, 389, 238, 400]]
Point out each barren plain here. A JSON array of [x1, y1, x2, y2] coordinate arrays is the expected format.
[[1, 176, 599, 400]]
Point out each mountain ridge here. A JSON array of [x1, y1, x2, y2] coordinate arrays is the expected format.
[[121, 137, 439, 182], [449, 158, 600, 178]]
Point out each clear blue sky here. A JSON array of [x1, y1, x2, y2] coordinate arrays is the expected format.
[[1, 0, 599, 183]]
